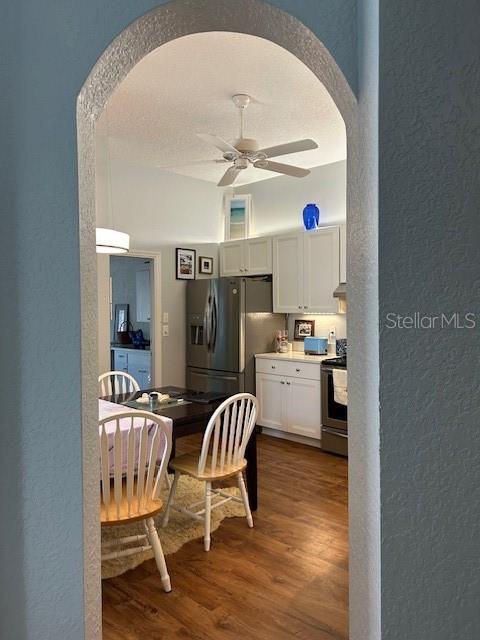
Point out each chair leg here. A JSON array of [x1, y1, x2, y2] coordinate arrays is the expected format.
[[204, 481, 212, 551], [144, 518, 171, 592], [162, 470, 180, 528], [237, 471, 253, 528]]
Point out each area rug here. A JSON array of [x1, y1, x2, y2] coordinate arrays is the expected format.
[[101, 475, 245, 579]]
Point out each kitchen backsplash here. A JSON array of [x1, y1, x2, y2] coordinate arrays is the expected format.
[[287, 313, 347, 351]]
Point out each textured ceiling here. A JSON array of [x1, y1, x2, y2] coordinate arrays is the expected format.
[[99, 32, 346, 186]]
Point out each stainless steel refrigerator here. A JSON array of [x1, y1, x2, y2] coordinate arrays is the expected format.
[[187, 276, 285, 394]]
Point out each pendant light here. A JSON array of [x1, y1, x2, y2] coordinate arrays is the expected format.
[[96, 104, 130, 254]]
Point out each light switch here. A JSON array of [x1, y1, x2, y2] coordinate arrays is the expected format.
[[163, 312, 169, 323], [162, 325, 169, 337]]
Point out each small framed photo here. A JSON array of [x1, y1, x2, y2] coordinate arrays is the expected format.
[[176, 248, 196, 280], [294, 319, 315, 341], [199, 256, 213, 275], [224, 194, 251, 241]]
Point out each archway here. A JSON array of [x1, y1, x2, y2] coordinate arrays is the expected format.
[[77, 0, 366, 636]]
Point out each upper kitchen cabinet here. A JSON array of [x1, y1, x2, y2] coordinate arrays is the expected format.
[[136, 268, 151, 322], [303, 226, 340, 313], [273, 226, 340, 313], [219, 237, 272, 277], [272, 232, 304, 313]]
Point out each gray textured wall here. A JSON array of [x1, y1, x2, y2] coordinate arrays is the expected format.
[[1, 4, 359, 637], [379, 2, 480, 638]]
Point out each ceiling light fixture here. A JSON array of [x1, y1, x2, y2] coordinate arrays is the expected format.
[[95, 104, 130, 254]]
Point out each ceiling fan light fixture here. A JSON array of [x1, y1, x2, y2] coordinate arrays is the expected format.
[[96, 227, 130, 254]]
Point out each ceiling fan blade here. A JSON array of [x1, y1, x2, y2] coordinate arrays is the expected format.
[[257, 138, 318, 158], [197, 133, 239, 155], [217, 166, 242, 187], [254, 160, 310, 178]]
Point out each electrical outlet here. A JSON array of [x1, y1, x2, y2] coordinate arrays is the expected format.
[[162, 325, 169, 337], [163, 312, 169, 323], [329, 327, 336, 342]]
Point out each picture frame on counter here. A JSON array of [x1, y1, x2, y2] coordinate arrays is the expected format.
[[176, 248, 196, 280], [294, 319, 315, 341], [224, 194, 251, 241], [198, 255, 213, 274]]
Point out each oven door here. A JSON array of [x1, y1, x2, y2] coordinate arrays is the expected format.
[[321, 366, 348, 431]]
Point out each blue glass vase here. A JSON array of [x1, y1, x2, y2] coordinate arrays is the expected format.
[[303, 203, 320, 230]]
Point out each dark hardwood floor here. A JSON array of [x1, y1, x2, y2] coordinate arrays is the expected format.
[[102, 434, 349, 640]]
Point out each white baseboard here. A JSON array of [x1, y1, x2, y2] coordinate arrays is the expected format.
[[260, 427, 322, 448]]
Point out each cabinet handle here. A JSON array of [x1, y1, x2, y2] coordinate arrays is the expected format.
[[296, 368, 301, 372], [298, 305, 302, 309], [271, 365, 276, 369], [304, 306, 308, 309], [280, 381, 285, 385], [286, 381, 291, 385]]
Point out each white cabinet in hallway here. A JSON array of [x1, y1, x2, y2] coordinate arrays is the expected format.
[[219, 237, 272, 277], [111, 347, 151, 389], [255, 355, 323, 442], [273, 226, 340, 313]]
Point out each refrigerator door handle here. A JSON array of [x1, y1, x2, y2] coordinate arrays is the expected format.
[[211, 293, 218, 352], [204, 296, 211, 350]]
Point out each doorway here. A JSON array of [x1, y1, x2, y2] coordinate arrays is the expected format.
[[77, 1, 369, 636]]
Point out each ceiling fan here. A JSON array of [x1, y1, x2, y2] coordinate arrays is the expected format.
[[197, 94, 318, 187]]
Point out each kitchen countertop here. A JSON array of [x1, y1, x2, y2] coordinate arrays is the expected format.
[[110, 343, 151, 351], [255, 351, 334, 364]]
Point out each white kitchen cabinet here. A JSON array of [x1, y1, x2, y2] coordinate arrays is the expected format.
[[272, 232, 303, 313], [244, 236, 272, 275], [219, 237, 272, 277], [256, 373, 286, 430], [273, 226, 340, 313], [286, 377, 321, 439], [256, 357, 322, 441], [136, 269, 151, 322], [303, 226, 340, 313], [219, 241, 244, 276]]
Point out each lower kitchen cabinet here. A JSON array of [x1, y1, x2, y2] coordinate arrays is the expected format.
[[111, 348, 151, 389], [286, 377, 321, 439], [256, 357, 322, 441], [256, 373, 285, 430]]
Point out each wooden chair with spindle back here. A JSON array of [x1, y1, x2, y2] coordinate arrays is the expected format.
[[162, 393, 258, 551], [98, 370, 140, 398], [99, 410, 172, 592]]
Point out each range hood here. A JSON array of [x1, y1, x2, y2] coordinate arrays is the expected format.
[[333, 282, 347, 299]]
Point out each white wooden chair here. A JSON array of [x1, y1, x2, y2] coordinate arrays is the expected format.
[[162, 393, 258, 551], [99, 410, 172, 592], [99, 370, 140, 397]]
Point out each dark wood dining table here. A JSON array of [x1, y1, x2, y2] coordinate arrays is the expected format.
[[99, 385, 258, 511]]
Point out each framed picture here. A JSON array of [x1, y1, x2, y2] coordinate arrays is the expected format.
[[199, 256, 213, 274], [224, 194, 251, 241], [176, 248, 196, 280], [294, 319, 315, 341]]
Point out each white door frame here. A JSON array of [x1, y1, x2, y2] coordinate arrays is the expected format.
[[77, 1, 377, 638]]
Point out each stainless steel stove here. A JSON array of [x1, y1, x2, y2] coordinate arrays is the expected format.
[[321, 349, 348, 456]]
